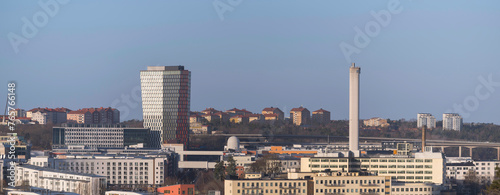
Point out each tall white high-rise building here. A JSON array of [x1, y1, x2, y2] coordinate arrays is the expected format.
[[443, 113, 463, 131], [417, 113, 436, 129], [140, 66, 191, 148]]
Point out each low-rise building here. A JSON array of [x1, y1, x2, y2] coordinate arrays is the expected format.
[[301, 151, 445, 185], [261, 107, 284, 121], [446, 162, 475, 183], [364, 117, 390, 127], [15, 164, 107, 195], [52, 124, 150, 149], [157, 184, 195, 195], [224, 178, 308, 195], [29, 153, 176, 186]]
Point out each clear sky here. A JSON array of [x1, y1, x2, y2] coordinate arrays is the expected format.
[[1, 0, 500, 124]]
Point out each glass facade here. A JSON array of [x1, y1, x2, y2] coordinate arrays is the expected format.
[[141, 66, 191, 147]]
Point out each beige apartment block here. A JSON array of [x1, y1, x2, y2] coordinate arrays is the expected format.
[[290, 106, 310, 126]]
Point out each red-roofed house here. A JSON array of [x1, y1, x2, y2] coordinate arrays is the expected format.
[[261, 107, 284, 121], [225, 108, 252, 117]]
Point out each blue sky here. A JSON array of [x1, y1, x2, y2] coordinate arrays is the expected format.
[[1, 0, 500, 124]]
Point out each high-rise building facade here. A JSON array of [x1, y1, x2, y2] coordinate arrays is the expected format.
[[141, 66, 190, 148], [443, 113, 463, 131], [417, 113, 436, 129], [290, 106, 310, 126]]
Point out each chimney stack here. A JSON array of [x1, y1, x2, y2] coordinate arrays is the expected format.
[[422, 127, 426, 152], [349, 63, 360, 152]]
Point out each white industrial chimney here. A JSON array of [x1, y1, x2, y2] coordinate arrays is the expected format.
[[349, 63, 360, 152]]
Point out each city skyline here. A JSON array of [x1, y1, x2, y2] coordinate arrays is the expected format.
[[1, 1, 500, 124]]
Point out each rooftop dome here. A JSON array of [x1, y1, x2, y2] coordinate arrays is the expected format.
[[227, 136, 240, 151]]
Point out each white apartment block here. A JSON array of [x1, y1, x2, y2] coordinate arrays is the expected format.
[[445, 158, 499, 184], [417, 113, 436, 129], [442, 113, 463, 131], [301, 152, 445, 185], [473, 160, 499, 184], [446, 162, 475, 183], [15, 165, 106, 195], [29, 154, 174, 186]]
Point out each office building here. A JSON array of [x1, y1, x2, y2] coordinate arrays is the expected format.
[[417, 113, 436, 129], [300, 151, 445, 185], [290, 106, 310, 126], [140, 66, 191, 148], [52, 124, 150, 149], [312, 108, 331, 124], [15, 164, 107, 195], [443, 113, 463, 131], [29, 153, 175, 186]]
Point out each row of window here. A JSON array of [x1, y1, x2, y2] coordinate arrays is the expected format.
[[310, 158, 433, 163], [237, 181, 306, 187]]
